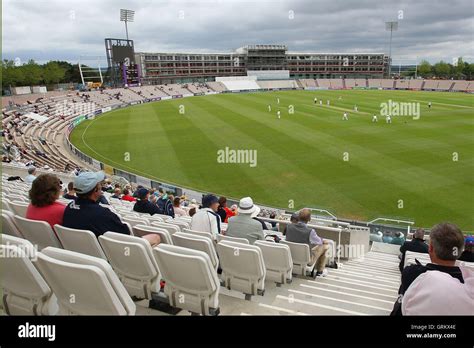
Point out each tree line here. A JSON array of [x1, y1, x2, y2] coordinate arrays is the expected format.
[[402, 58, 473, 79]]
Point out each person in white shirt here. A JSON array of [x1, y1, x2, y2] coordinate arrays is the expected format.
[[268, 104, 271, 112], [354, 105, 358, 112], [314, 97, 317, 104], [172, 197, 187, 217], [24, 166, 37, 184], [372, 114, 378, 122], [277, 110, 281, 119], [190, 194, 221, 238], [277, 97, 280, 104], [326, 100, 330, 106], [386, 115, 392, 124], [342, 112, 348, 121], [319, 100, 323, 106]]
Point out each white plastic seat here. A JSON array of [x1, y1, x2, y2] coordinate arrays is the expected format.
[[1, 197, 12, 213], [98, 232, 161, 299], [216, 240, 266, 298], [153, 244, 220, 315], [404, 250, 431, 268], [8, 194, 28, 202], [122, 216, 150, 228], [131, 224, 173, 244], [0, 244, 58, 315], [217, 234, 250, 245], [182, 228, 214, 242], [151, 213, 173, 222], [8, 201, 29, 218], [172, 232, 219, 270], [34, 247, 135, 315], [254, 240, 293, 285], [54, 224, 107, 259], [150, 221, 180, 235], [13, 215, 62, 250], [2, 211, 24, 238], [280, 240, 313, 276], [1, 234, 36, 257], [167, 220, 189, 231]]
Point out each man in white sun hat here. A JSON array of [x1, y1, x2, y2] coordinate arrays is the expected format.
[[225, 197, 265, 244]]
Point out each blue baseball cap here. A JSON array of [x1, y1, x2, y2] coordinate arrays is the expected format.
[[202, 194, 218, 208], [465, 235, 474, 246], [74, 171, 106, 194], [136, 188, 149, 200]]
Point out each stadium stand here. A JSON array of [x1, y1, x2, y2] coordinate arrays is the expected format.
[[257, 80, 299, 89]]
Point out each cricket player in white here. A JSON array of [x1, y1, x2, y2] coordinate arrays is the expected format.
[[277, 110, 281, 119], [386, 115, 392, 124], [277, 98, 280, 104], [268, 105, 271, 112], [372, 114, 378, 122], [343, 112, 348, 120], [327, 100, 330, 106], [428, 101, 432, 109], [314, 97, 317, 104], [319, 100, 323, 106], [354, 105, 358, 112]]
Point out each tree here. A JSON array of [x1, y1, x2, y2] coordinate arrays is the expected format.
[[22, 60, 43, 86], [42, 61, 66, 84], [433, 61, 451, 78], [417, 60, 432, 77]]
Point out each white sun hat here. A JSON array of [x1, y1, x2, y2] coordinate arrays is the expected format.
[[237, 196, 259, 215]]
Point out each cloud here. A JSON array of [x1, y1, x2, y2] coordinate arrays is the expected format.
[[3, 0, 474, 65]]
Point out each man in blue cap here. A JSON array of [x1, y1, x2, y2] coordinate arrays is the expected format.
[[62, 171, 159, 245], [458, 235, 474, 262], [190, 194, 221, 238], [133, 188, 161, 215]]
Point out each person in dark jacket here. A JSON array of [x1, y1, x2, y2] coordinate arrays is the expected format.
[[133, 188, 162, 216], [399, 228, 429, 272], [458, 235, 474, 262], [391, 222, 465, 316], [62, 171, 159, 246], [157, 188, 174, 218]]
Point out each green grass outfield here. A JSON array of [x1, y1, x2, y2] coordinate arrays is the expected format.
[[70, 89, 474, 230]]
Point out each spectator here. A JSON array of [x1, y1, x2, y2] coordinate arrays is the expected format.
[[190, 194, 221, 237], [121, 188, 136, 202], [216, 196, 235, 223], [391, 231, 405, 245], [188, 207, 196, 217], [226, 197, 264, 244], [133, 188, 162, 215], [251, 205, 268, 230], [391, 222, 465, 316], [399, 228, 428, 272], [285, 208, 329, 277], [458, 236, 474, 262], [172, 197, 187, 217], [62, 171, 159, 246], [283, 213, 299, 235], [110, 188, 122, 200], [26, 174, 66, 228], [382, 232, 393, 244], [24, 166, 37, 184], [157, 189, 174, 218], [63, 182, 77, 201]]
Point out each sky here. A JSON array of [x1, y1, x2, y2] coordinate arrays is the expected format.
[[3, 0, 474, 65]]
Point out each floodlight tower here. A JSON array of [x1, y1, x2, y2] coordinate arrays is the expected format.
[[385, 21, 398, 77], [120, 9, 135, 41]]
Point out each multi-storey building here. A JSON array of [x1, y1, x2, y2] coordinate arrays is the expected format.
[[135, 44, 389, 85]]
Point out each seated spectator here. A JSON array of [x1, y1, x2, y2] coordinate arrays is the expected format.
[[188, 207, 196, 217], [382, 232, 393, 244], [190, 194, 221, 237], [391, 222, 465, 316], [133, 188, 161, 215], [121, 188, 136, 202], [110, 188, 122, 199], [63, 182, 78, 201], [399, 228, 428, 272], [157, 189, 174, 217], [283, 213, 299, 235], [26, 173, 66, 228], [390, 231, 405, 245], [172, 197, 187, 217], [458, 236, 474, 262], [24, 166, 37, 184], [217, 196, 234, 223], [401, 266, 473, 315], [62, 171, 159, 246], [226, 197, 264, 244], [370, 231, 383, 243], [285, 208, 329, 277], [251, 205, 268, 230]]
